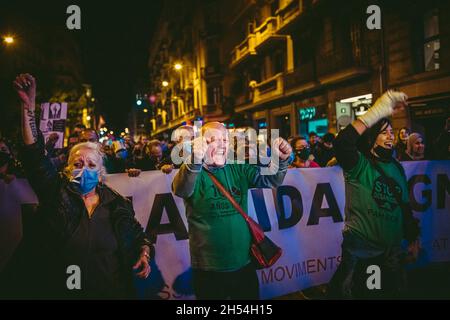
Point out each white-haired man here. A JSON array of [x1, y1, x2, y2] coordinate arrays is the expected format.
[[173, 121, 292, 299]]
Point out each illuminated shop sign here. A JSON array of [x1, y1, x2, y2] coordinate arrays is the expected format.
[[299, 107, 316, 120]]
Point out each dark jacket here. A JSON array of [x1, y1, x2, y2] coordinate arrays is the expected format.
[[315, 143, 335, 167], [1, 137, 152, 299], [135, 155, 172, 171], [394, 141, 407, 160]]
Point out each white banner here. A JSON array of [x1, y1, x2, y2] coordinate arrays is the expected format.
[[0, 161, 449, 299]]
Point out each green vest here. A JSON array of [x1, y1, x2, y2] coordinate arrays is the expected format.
[[343, 153, 407, 247], [185, 164, 260, 271]]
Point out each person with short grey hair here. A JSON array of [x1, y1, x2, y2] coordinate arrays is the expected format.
[[8, 74, 153, 299]]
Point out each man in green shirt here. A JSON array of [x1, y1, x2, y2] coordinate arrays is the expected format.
[[329, 91, 420, 299], [172, 122, 291, 299]]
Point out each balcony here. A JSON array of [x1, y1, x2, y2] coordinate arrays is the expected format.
[[254, 17, 282, 50], [276, 0, 304, 33], [253, 72, 284, 103], [230, 34, 257, 69], [253, 16, 294, 72]]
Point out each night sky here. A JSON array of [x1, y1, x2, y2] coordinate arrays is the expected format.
[[0, 0, 162, 131]]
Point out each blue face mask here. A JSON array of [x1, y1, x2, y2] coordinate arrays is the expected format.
[[116, 149, 128, 160], [71, 168, 99, 195]]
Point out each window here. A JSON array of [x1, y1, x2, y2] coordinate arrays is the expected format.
[[207, 86, 222, 105], [272, 49, 284, 75], [423, 9, 440, 71]]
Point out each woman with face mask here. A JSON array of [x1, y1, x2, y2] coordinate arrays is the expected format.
[[328, 90, 420, 299], [289, 136, 320, 168], [11, 74, 153, 299]]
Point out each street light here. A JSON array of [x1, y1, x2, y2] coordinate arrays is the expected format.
[[174, 63, 183, 89], [3, 36, 14, 45], [174, 62, 183, 71], [162, 80, 169, 87], [143, 108, 148, 113], [86, 115, 91, 121]]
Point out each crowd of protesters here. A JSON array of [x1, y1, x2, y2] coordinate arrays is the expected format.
[[1, 118, 449, 194], [1, 115, 449, 188], [0, 74, 449, 300]]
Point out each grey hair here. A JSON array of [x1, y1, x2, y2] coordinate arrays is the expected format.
[[64, 142, 106, 180]]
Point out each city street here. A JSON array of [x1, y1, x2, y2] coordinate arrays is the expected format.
[[0, 0, 449, 302]]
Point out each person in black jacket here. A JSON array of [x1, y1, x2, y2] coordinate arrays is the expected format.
[[315, 133, 335, 167], [5, 74, 153, 299]]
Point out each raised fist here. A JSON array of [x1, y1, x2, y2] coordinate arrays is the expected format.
[[273, 137, 292, 161], [191, 136, 208, 164], [13, 74, 36, 109]]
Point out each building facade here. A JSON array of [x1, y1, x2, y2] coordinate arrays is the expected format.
[[146, 0, 449, 142], [145, 0, 229, 139]]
